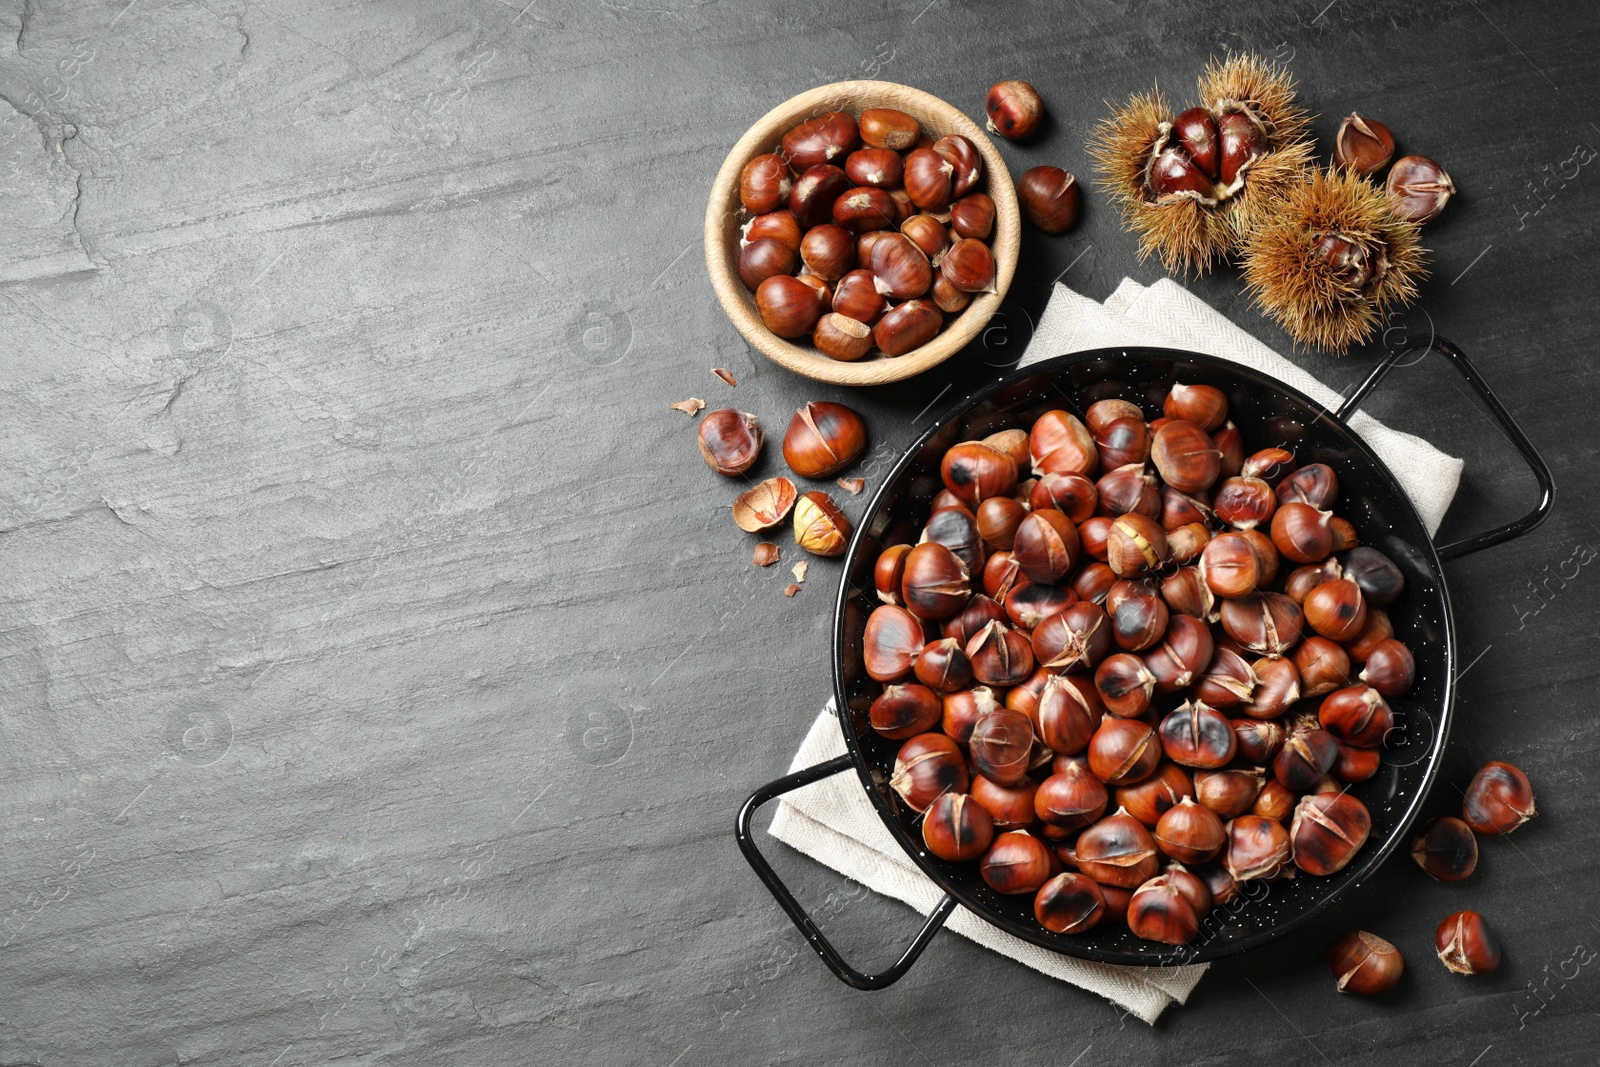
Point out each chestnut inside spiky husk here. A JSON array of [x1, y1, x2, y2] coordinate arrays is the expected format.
[[1090, 54, 1315, 274], [1241, 168, 1427, 353]]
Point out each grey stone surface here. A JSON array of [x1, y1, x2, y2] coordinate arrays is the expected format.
[[0, 1, 1596, 1064]]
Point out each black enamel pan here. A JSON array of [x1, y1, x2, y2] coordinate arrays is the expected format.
[[737, 337, 1551, 987]]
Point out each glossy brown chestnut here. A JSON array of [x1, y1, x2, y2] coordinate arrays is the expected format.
[[874, 543, 911, 605], [1073, 561, 1118, 606], [1076, 809, 1160, 888], [1115, 762, 1194, 827], [1159, 701, 1237, 769], [1154, 796, 1226, 864], [1195, 767, 1265, 820], [1242, 447, 1297, 484], [1108, 581, 1168, 652], [922, 791, 994, 861], [1033, 872, 1105, 933], [1012, 509, 1080, 584], [913, 638, 974, 694], [869, 683, 943, 740], [755, 274, 825, 338], [1304, 579, 1368, 643], [983, 428, 1032, 471], [1329, 515, 1360, 552], [1221, 592, 1304, 656], [1018, 165, 1081, 233], [788, 163, 851, 229], [1333, 741, 1381, 783], [891, 733, 967, 812], [864, 604, 925, 681], [964, 621, 1034, 688], [900, 213, 949, 259], [1241, 527, 1282, 589], [1233, 719, 1286, 765], [898, 542, 970, 621], [698, 409, 763, 475], [941, 441, 1018, 507], [1003, 581, 1075, 631], [1084, 399, 1143, 435], [843, 146, 904, 189], [1093, 652, 1156, 718], [1163, 861, 1213, 916], [742, 209, 803, 251], [1035, 674, 1102, 755], [1340, 547, 1405, 607], [1213, 422, 1245, 478], [979, 830, 1054, 894], [983, 553, 1024, 603], [739, 153, 794, 213], [738, 236, 798, 291], [970, 775, 1039, 831], [1251, 778, 1295, 821], [1033, 602, 1112, 673], [1435, 910, 1500, 975], [1032, 472, 1099, 523], [873, 299, 943, 357], [1410, 816, 1478, 882], [1388, 155, 1455, 224], [975, 496, 1027, 552], [950, 193, 997, 240], [811, 313, 873, 361], [1329, 931, 1404, 995], [1246, 654, 1302, 719], [1191, 648, 1254, 712], [1088, 718, 1161, 786], [856, 106, 919, 150], [1358, 639, 1415, 698], [941, 685, 1001, 745], [1099, 464, 1162, 518], [922, 504, 984, 575], [1200, 532, 1263, 599], [1276, 464, 1339, 509], [1319, 685, 1392, 748], [784, 401, 867, 479], [1274, 725, 1339, 791], [1290, 792, 1371, 876], [1030, 410, 1098, 478], [938, 237, 998, 293], [1213, 477, 1276, 530], [830, 269, 886, 325], [1105, 513, 1170, 578], [1270, 502, 1334, 565], [1128, 876, 1199, 945], [967, 707, 1035, 787], [782, 111, 857, 169], [1293, 636, 1352, 698], [1225, 814, 1292, 881], [1160, 563, 1214, 618], [985, 80, 1044, 140], [1163, 383, 1228, 432], [1332, 114, 1395, 176], [1345, 608, 1394, 663], [903, 148, 955, 211], [927, 134, 981, 197], [868, 231, 934, 301], [1035, 762, 1109, 830], [1462, 761, 1536, 836], [1152, 420, 1222, 494], [1144, 615, 1215, 694], [1199, 863, 1241, 907], [1093, 417, 1152, 472]]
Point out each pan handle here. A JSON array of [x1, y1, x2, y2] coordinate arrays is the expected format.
[[1334, 335, 1554, 561], [735, 753, 957, 991]]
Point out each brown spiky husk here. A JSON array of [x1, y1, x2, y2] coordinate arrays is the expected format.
[[1089, 57, 1316, 275], [1241, 168, 1428, 353]]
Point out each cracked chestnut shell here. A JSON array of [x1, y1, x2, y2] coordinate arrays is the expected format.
[[1290, 792, 1371, 876], [698, 409, 763, 475], [1435, 910, 1500, 975], [783, 401, 867, 478], [1076, 809, 1160, 888], [923, 791, 993, 861], [1034, 872, 1105, 933], [1328, 931, 1404, 995], [1410, 816, 1478, 882], [1462, 760, 1536, 836]]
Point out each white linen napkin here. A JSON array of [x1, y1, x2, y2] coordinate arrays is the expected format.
[[766, 279, 1464, 1024]]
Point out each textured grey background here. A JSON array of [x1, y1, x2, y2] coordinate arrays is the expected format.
[[0, 1, 1596, 1064]]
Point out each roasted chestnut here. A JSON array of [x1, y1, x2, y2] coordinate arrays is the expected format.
[[1224, 814, 1292, 881], [1076, 809, 1160, 888], [1195, 647, 1257, 710], [1031, 602, 1112, 674], [1435, 910, 1500, 975], [783, 403, 865, 479], [1304, 578, 1368, 642], [1242, 447, 1297, 484], [1251, 778, 1295, 821], [965, 621, 1035, 688], [913, 638, 974, 693], [1035, 761, 1109, 830], [1276, 463, 1338, 509], [900, 542, 972, 621], [1220, 592, 1304, 656], [1144, 615, 1215, 694], [1274, 724, 1338, 791], [1270, 502, 1334, 564], [1151, 420, 1222, 494], [1285, 558, 1344, 604], [1160, 565, 1215, 619], [979, 830, 1054, 894], [1087, 718, 1160, 786], [870, 683, 943, 739], [698, 409, 763, 476], [1233, 718, 1286, 765], [1036, 674, 1101, 755], [941, 441, 1018, 507], [1115, 762, 1194, 826], [891, 732, 967, 812], [1128, 875, 1199, 945], [1012, 509, 1080, 584], [1159, 701, 1237, 769], [1358, 638, 1415, 697], [942, 685, 1001, 745], [1292, 636, 1352, 698], [1410, 816, 1478, 882], [1154, 796, 1226, 863], [1073, 561, 1118, 605], [1333, 741, 1381, 783], [1004, 581, 1075, 631], [1340, 546, 1405, 607], [970, 775, 1039, 831], [922, 504, 984, 575], [1108, 580, 1168, 652], [1200, 532, 1263, 599], [949, 593, 1008, 644], [1290, 792, 1371, 875], [983, 552, 1024, 603], [1034, 872, 1105, 933], [864, 604, 926, 681], [923, 791, 994, 861], [1246, 654, 1301, 719], [1079, 516, 1114, 561], [1345, 607, 1394, 662], [1106, 513, 1170, 578], [1328, 931, 1404, 995], [974, 496, 1027, 551], [1031, 472, 1099, 523], [1030, 410, 1098, 478], [1318, 686, 1392, 748], [1462, 761, 1536, 836], [1095, 652, 1157, 718], [1195, 767, 1264, 820], [793, 491, 850, 557]]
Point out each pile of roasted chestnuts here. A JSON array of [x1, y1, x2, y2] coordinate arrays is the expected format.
[[861, 382, 1421, 946], [736, 106, 1003, 362]]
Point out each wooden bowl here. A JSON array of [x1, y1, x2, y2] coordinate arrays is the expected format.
[[705, 81, 1020, 387]]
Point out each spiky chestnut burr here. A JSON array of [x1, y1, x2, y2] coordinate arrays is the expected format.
[[1240, 168, 1428, 353], [1088, 53, 1315, 275]]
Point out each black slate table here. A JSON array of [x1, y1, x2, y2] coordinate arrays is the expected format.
[[1, 1, 1596, 1064]]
